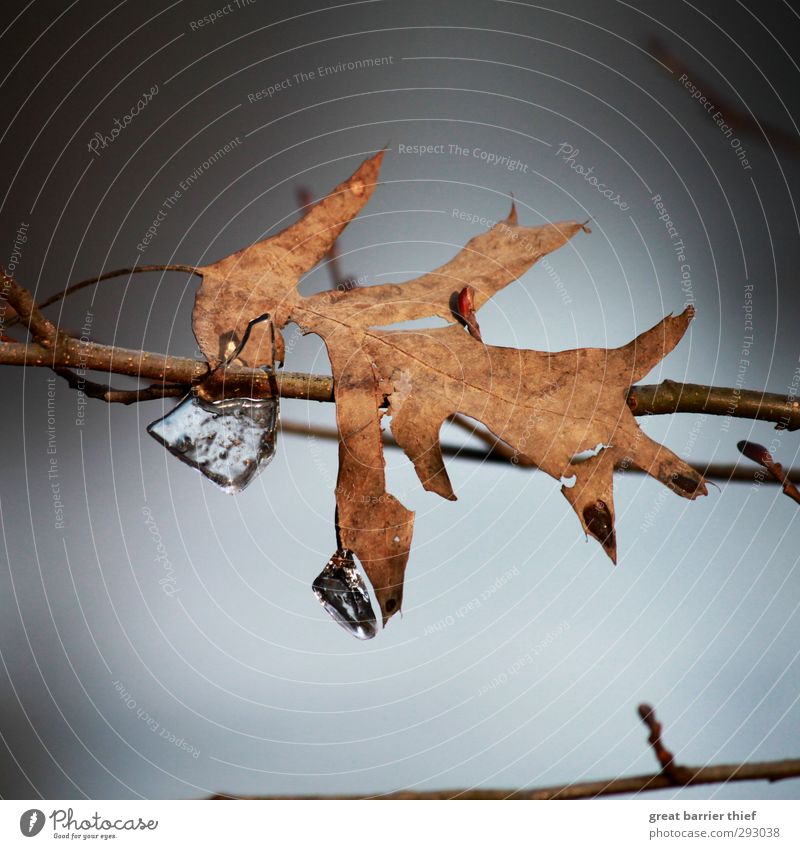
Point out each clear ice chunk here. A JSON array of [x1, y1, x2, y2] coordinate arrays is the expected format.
[[147, 394, 279, 494], [313, 550, 378, 640]]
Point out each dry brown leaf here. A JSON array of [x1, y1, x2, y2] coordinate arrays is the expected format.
[[192, 151, 385, 368], [192, 153, 707, 626]]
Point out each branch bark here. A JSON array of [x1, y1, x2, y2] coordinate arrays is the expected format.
[[212, 758, 800, 800], [1, 269, 62, 347], [626, 380, 800, 431], [1, 334, 798, 429], [3, 270, 799, 432], [212, 704, 800, 799]]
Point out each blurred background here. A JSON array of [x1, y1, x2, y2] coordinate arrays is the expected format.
[[1, 0, 799, 800]]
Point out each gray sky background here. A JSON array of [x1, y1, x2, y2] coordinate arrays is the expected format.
[[1, 0, 800, 799]]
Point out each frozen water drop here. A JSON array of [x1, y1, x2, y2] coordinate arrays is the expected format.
[[312, 550, 378, 640], [147, 393, 279, 493]]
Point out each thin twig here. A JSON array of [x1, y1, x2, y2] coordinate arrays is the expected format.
[[448, 414, 536, 466], [1, 268, 62, 346], [38, 263, 200, 310], [3, 264, 200, 331], [738, 440, 800, 505], [649, 37, 800, 155], [211, 757, 800, 800], [285, 420, 800, 484], [627, 380, 800, 431], [52, 368, 185, 404], [213, 703, 800, 799], [638, 703, 686, 784]]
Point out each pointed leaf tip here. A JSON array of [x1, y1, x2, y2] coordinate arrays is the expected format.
[[192, 152, 385, 366], [505, 197, 518, 225]]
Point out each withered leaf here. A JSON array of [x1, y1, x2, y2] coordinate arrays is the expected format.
[[192, 153, 707, 627], [192, 151, 385, 368]]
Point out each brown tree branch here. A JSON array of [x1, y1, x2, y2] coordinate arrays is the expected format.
[[626, 380, 800, 431], [1, 268, 62, 347], [638, 703, 686, 784], [287, 420, 800, 484], [52, 367, 186, 404], [2, 332, 798, 430], [212, 704, 800, 799], [649, 37, 800, 155], [3, 264, 200, 331], [211, 758, 800, 799], [3, 271, 800, 435], [738, 440, 800, 504]]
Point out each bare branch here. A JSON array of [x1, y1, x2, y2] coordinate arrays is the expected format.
[[3, 272, 799, 441], [738, 440, 800, 505], [649, 37, 800, 155], [6, 264, 200, 330], [1, 268, 62, 347], [627, 380, 800, 431], [213, 703, 800, 799], [3, 331, 798, 437], [212, 758, 800, 800], [286, 420, 800, 484], [638, 703, 686, 784], [52, 368, 185, 404]]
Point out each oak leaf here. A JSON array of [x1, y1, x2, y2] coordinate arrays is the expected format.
[[191, 152, 707, 626]]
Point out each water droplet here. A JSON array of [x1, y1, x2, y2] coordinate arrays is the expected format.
[[312, 550, 378, 640], [147, 393, 279, 493]]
